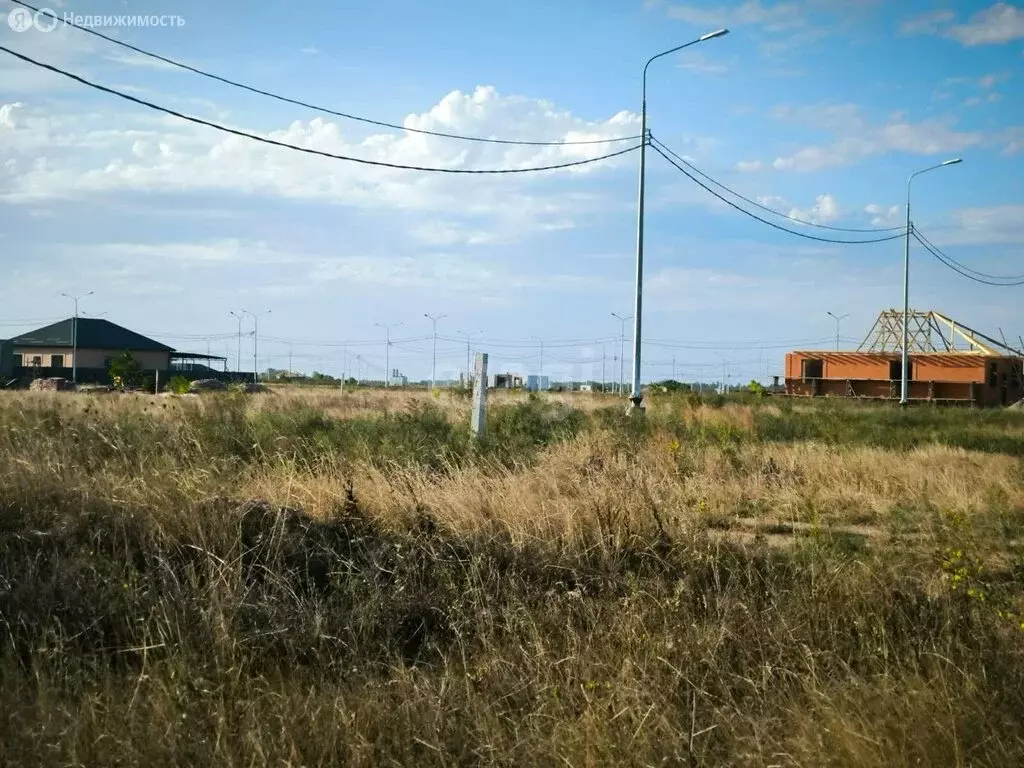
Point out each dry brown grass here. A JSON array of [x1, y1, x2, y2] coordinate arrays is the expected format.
[[1, 389, 1023, 766]]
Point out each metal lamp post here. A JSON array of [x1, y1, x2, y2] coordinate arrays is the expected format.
[[242, 309, 271, 384], [376, 322, 403, 387], [457, 329, 483, 386], [827, 312, 849, 352], [901, 158, 962, 405], [629, 28, 729, 413], [229, 310, 245, 373], [611, 312, 632, 396], [60, 291, 93, 385], [424, 312, 446, 391]]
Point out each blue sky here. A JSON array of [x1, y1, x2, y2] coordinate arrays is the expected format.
[[1, 0, 1022, 384]]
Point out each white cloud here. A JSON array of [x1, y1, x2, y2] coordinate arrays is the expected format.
[[0, 102, 23, 129], [901, 4, 1024, 45], [677, 52, 732, 75], [787, 193, 840, 224], [735, 159, 764, 172], [940, 204, 1024, 246], [763, 106, 981, 172], [653, 0, 805, 30], [949, 3, 1024, 45], [964, 93, 1002, 107], [0, 87, 639, 246], [309, 253, 617, 297], [978, 72, 1011, 89], [865, 203, 901, 227], [58, 239, 301, 266], [899, 9, 955, 35]]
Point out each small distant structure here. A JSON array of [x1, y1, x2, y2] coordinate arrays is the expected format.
[[488, 372, 523, 389], [388, 368, 408, 387], [785, 309, 1023, 406], [525, 374, 550, 392]]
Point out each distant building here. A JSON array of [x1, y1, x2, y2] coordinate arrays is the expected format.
[[6, 317, 226, 383], [0, 339, 13, 380], [9, 318, 175, 372], [488, 372, 523, 389], [525, 374, 550, 392], [785, 309, 1024, 407], [388, 368, 408, 387]]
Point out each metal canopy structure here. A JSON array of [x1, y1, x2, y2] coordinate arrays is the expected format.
[[857, 309, 1022, 356]]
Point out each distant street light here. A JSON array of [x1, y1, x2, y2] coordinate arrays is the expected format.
[[611, 312, 632, 396], [457, 328, 483, 384], [229, 311, 246, 374], [60, 291, 93, 385], [376, 322, 403, 387], [827, 312, 850, 352], [630, 28, 730, 413], [901, 158, 962, 405], [242, 309, 271, 384], [424, 312, 447, 391]]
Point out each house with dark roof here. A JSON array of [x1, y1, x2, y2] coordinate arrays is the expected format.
[[9, 318, 176, 374]]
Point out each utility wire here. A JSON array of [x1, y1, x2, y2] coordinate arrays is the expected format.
[[912, 231, 1024, 286], [913, 227, 1024, 282], [649, 141, 906, 245], [0, 46, 643, 174], [650, 136, 903, 233], [7, 0, 638, 148]]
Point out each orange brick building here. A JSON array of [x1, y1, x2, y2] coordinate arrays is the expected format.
[[784, 310, 1023, 406]]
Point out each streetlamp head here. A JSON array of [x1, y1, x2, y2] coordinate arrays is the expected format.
[[941, 158, 962, 166], [699, 28, 729, 41]]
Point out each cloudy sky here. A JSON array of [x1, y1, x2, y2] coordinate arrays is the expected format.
[[1, 0, 1022, 384]]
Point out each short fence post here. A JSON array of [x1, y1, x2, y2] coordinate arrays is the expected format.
[[155, 369, 160, 394], [471, 352, 488, 441]]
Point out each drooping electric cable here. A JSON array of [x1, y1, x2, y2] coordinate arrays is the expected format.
[[650, 136, 904, 233], [649, 141, 906, 245], [7, 0, 640, 147], [0, 46, 643, 174]]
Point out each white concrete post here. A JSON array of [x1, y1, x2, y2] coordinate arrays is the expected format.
[[471, 352, 488, 440]]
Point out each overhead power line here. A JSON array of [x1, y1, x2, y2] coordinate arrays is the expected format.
[[913, 227, 1024, 282], [8, 0, 639, 148], [651, 139, 909, 243], [912, 231, 1024, 286], [650, 136, 904, 233], [0, 46, 643, 174], [649, 140, 906, 245]]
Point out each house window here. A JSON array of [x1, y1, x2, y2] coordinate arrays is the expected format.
[[50, 354, 64, 369], [30, 356, 42, 367], [12, 354, 22, 367], [801, 359, 823, 379], [988, 362, 998, 388]]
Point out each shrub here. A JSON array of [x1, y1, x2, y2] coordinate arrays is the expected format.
[[167, 375, 191, 395]]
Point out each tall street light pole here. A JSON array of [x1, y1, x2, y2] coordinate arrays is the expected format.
[[243, 310, 271, 384], [424, 312, 447, 391], [60, 291, 93, 385], [376, 322, 403, 387], [611, 312, 632, 396], [901, 158, 962, 406], [457, 329, 482, 386], [531, 336, 544, 389], [630, 28, 730, 414], [229, 311, 245, 373], [827, 312, 849, 352]]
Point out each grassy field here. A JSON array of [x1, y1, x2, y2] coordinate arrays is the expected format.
[[2, 387, 1023, 767]]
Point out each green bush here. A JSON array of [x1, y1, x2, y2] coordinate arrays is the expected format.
[[167, 375, 191, 395]]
